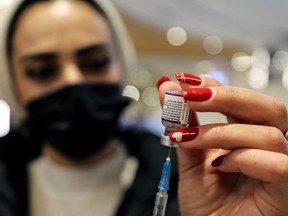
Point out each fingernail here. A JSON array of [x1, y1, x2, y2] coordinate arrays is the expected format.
[[156, 76, 171, 89], [211, 154, 226, 167], [182, 88, 212, 101], [175, 73, 202, 86], [169, 127, 199, 142]]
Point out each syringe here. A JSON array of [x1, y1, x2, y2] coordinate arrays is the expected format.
[[152, 156, 171, 216]]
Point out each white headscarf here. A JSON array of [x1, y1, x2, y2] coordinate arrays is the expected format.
[[0, 0, 137, 127]]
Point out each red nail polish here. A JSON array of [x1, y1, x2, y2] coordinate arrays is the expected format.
[[211, 154, 226, 167], [156, 76, 171, 89], [169, 127, 199, 142], [182, 88, 212, 101], [175, 73, 202, 86]]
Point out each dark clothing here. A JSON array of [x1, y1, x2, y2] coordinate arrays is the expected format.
[[0, 128, 180, 216]]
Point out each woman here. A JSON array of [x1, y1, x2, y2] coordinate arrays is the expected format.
[[2, 0, 288, 216], [0, 0, 179, 215]]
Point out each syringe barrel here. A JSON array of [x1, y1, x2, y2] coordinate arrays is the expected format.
[[152, 190, 168, 216]]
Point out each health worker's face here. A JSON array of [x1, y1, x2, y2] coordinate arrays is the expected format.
[[11, 0, 122, 105]]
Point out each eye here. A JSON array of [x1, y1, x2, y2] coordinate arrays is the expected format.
[[25, 64, 59, 81], [79, 56, 111, 75]]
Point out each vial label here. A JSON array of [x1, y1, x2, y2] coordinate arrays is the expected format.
[[162, 91, 191, 125]]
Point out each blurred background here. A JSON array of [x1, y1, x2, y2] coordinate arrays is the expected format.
[[1, 0, 288, 136]]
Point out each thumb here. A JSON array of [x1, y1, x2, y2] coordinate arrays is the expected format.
[[175, 112, 205, 180]]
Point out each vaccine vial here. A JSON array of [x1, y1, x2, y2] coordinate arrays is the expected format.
[[161, 90, 192, 147]]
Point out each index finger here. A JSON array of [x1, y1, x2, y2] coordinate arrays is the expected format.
[[183, 85, 288, 132], [175, 73, 223, 89]]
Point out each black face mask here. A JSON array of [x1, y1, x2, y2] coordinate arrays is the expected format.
[[24, 83, 130, 160]]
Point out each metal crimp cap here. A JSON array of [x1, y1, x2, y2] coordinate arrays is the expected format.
[[160, 134, 179, 147]]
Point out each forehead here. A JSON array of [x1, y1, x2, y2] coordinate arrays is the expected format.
[[12, 0, 114, 56]]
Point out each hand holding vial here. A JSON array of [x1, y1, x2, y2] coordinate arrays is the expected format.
[[157, 73, 288, 216]]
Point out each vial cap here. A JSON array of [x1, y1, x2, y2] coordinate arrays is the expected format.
[[160, 134, 179, 147]]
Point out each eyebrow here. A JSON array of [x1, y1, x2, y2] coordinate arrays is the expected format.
[[19, 53, 57, 64], [18, 44, 110, 64], [76, 44, 109, 57]]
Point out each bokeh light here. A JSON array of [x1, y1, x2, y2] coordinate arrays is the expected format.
[[251, 47, 270, 67], [247, 67, 269, 90], [142, 87, 159, 107], [0, 100, 10, 137], [166, 26, 187, 46], [122, 85, 140, 101], [130, 67, 153, 88], [272, 50, 288, 71], [231, 52, 251, 72], [203, 35, 223, 55], [282, 67, 288, 90]]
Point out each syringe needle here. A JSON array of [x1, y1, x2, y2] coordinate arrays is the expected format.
[[152, 157, 171, 216], [167, 147, 171, 158]]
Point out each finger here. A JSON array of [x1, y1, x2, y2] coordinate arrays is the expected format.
[[175, 73, 223, 89], [176, 147, 205, 175], [182, 86, 288, 132], [157, 79, 182, 107], [170, 124, 288, 154], [213, 148, 288, 184]]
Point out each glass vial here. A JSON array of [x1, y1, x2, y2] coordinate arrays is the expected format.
[[161, 90, 192, 147]]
